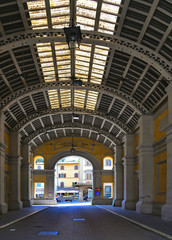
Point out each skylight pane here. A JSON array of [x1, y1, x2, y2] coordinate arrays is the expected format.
[[77, 16, 95, 26], [76, 0, 97, 9], [86, 91, 99, 110], [102, 2, 120, 14], [51, 7, 70, 15], [74, 90, 86, 108], [75, 44, 91, 80], [52, 16, 70, 24], [90, 45, 109, 84], [27, 1, 48, 29], [55, 43, 71, 78], [76, 0, 97, 31], [76, 7, 96, 18], [27, 0, 45, 9], [48, 90, 59, 109], [98, 0, 121, 34], [50, 1, 70, 28], [49, 0, 70, 7], [29, 10, 46, 18], [60, 89, 71, 107]]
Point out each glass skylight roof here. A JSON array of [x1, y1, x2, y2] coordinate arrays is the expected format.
[[26, 0, 121, 110]]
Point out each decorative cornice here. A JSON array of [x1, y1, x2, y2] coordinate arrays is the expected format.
[[22, 122, 122, 145], [14, 107, 132, 133], [0, 30, 171, 79], [0, 81, 147, 114]]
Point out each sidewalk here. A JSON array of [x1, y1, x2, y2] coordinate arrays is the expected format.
[[98, 206, 172, 239], [0, 206, 48, 229]]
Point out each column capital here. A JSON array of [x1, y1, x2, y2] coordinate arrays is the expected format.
[[9, 156, 22, 166], [123, 157, 136, 165]]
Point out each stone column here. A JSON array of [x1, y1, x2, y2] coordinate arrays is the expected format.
[[21, 143, 32, 207], [46, 170, 55, 199], [79, 186, 84, 201], [122, 134, 136, 210], [136, 114, 154, 214], [113, 145, 123, 207], [92, 170, 101, 204], [0, 112, 8, 214], [8, 131, 23, 210], [162, 83, 172, 221]]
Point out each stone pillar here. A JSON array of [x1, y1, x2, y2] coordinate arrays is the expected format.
[[79, 186, 84, 201], [92, 170, 101, 204], [136, 114, 154, 214], [8, 131, 23, 210], [162, 83, 172, 221], [122, 134, 136, 210], [0, 112, 8, 214], [46, 170, 55, 199], [21, 143, 32, 207], [113, 145, 123, 207]]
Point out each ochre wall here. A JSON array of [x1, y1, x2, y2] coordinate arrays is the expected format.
[[33, 137, 112, 169], [33, 175, 47, 198], [58, 162, 79, 188], [101, 176, 114, 198], [33, 137, 113, 198], [154, 108, 168, 203]]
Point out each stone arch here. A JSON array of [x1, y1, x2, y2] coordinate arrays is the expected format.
[[46, 150, 102, 171]]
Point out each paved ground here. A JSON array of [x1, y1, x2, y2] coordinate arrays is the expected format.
[[0, 205, 171, 240]]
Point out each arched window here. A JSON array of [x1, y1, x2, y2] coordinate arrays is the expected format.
[[60, 165, 65, 170], [34, 156, 44, 170], [74, 173, 78, 178], [74, 165, 78, 170], [60, 182, 64, 188], [103, 157, 113, 170], [59, 173, 66, 178]]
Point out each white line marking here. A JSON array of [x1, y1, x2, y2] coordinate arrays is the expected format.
[[0, 207, 49, 229], [96, 206, 172, 240]]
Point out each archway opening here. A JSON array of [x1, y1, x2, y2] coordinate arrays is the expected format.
[[54, 156, 93, 205]]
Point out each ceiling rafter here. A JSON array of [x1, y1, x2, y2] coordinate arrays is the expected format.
[[9, 50, 28, 88], [0, 69, 13, 93], [103, 0, 128, 86], [0, 31, 171, 80], [15, 108, 131, 134], [22, 122, 122, 146], [0, 82, 146, 113], [118, 0, 159, 93]]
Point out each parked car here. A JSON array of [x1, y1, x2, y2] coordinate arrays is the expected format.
[[57, 196, 72, 202]]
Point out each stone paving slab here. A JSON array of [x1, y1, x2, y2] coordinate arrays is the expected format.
[[0, 206, 48, 229], [99, 206, 172, 237]]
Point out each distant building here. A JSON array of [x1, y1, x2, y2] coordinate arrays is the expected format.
[[55, 156, 93, 201]]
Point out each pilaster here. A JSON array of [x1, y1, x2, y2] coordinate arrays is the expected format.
[[136, 114, 154, 214], [46, 170, 55, 199], [0, 112, 8, 214], [113, 145, 123, 207], [162, 83, 172, 220], [92, 170, 101, 205], [122, 134, 136, 210], [21, 143, 32, 207], [8, 131, 23, 210]]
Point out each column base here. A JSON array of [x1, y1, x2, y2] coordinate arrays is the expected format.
[[22, 200, 32, 207], [122, 200, 136, 210], [0, 202, 8, 214], [161, 204, 172, 221], [113, 199, 122, 207], [136, 200, 153, 214], [8, 200, 23, 210]]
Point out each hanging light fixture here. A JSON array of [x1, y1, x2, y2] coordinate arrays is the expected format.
[[70, 132, 76, 153], [64, 19, 82, 49]]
